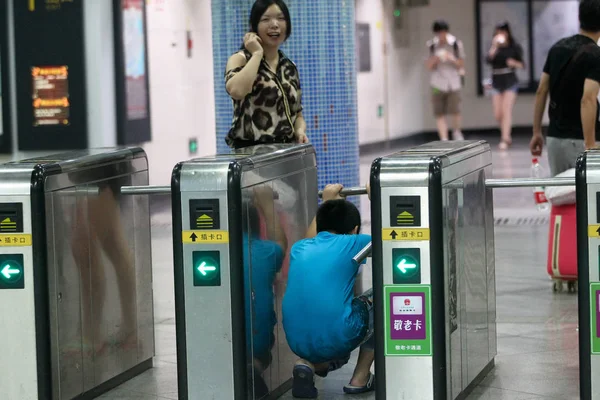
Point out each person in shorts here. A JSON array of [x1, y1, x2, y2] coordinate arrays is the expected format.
[[486, 21, 525, 150], [426, 20, 466, 141], [282, 184, 374, 398], [530, 0, 600, 174]]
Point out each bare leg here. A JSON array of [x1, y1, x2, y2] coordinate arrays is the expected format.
[[71, 197, 106, 353], [349, 348, 375, 386], [436, 116, 449, 141], [451, 113, 463, 140], [89, 188, 137, 341], [501, 90, 518, 145]]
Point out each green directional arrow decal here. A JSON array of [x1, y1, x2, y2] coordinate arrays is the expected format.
[[392, 248, 421, 284], [197, 261, 217, 276], [397, 258, 417, 273], [192, 251, 221, 287], [1, 264, 20, 280], [0, 255, 24, 289]]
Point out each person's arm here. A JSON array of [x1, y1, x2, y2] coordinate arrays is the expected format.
[[486, 45, 498, 64], [426, 55, 439, 71], [533, 73, 550, 136], [225, 52, 262, 101], [294, 112, 308, 143], [507, 45, 525, 69], [253, 186, 287, 252], [581, 78, 600, 150], [530, 72, 550, 156], [305, 184, 344, 239]]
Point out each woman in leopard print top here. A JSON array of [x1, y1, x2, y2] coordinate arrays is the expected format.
[[224, 0, 308, 149]]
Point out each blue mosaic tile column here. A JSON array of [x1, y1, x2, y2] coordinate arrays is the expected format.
[[211, 0, 360, 194]]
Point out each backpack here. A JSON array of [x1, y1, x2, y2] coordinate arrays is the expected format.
[[430, 40, 465, 87]]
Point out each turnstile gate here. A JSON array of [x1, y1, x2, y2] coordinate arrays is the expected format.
[[370, 140, 497, 399], [0, 148, 154, 400], [171, 144, 318, 399]]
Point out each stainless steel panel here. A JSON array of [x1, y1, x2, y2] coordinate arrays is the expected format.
[[178, 144, 318, 399], [376, 141, 495, 400], [243, 169, 317, 398], [586, 152, 600, 398], [381, 186, 434, 400], [47, 172, 154, 399], [180, 188, 234, 399], [0, 191, 37, 400]]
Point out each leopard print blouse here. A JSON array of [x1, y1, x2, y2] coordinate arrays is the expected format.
[[225, 49, 303, 148]]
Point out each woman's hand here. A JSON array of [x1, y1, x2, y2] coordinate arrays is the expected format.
[[244, 32, 263, 56], [295, 130, 309, 144]]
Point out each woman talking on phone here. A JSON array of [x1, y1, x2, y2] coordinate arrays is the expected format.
[[224, 0, 308, 149], [486, 21, 525, 150]]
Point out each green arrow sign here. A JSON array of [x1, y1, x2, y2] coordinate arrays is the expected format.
[[192, 251, 221, 287], [1, 264, 20, 280], [392, 248, 421, 284], [0, 255, 24, 289], [197, 261, 216, 276], [397, 258, 417, 274]]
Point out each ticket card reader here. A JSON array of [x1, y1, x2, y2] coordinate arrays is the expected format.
[[172, 144, 318, 400], [371, 141, 496, 400]]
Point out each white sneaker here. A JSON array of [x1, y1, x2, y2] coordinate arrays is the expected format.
[[452, 130, 464, 140]]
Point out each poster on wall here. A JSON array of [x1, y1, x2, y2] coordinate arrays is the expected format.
[[122, 0, 147, 121], [31, 66, 70, 127], [113, 0, 151, 144], [532, 0, 579, 80]]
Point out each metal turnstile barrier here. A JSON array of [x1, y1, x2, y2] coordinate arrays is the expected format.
[[370, 140, 496, 399], [171, 144, 318, 399], [0, 147, 154, 400], [577, 150, 600, 399]]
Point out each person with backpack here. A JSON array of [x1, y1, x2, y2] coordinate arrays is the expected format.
[[426, 20, 466, 141], [530, 0, 600, 175]]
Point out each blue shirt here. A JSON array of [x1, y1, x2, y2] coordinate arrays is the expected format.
[[282, 232, 371, 363], [243, 235, 284, 357]]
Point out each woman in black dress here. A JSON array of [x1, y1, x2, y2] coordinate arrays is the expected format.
[[486, 22, 525, 150]]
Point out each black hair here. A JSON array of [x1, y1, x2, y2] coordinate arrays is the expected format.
[[432, 20, 449, 33], [580, 0, 600, 33], [249, 0, 292, 39], [316, 199, 361, 235], [494, 21, 516, 46]]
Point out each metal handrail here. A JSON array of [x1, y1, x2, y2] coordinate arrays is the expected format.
[[485, 177, 574, 188], [353, 242, 372, 264], [318, 187, 368, 198], [120, 177, 576, 196], [121, 185, 171, 195]]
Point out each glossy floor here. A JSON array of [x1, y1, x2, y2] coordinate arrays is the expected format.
[[99, 136, 579, 400]]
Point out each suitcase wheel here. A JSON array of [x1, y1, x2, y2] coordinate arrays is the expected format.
[[552, 280, 577, 294], [553, 280, 564, 293], [567, 281, 577, 293]]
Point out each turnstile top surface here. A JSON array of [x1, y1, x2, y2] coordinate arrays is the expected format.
[[183, 144, 314, 168], [384, 140, 490, 166], [4, 147, 145, 171], [0, 147, 147, 193], [178, 144, 317, 192], [375, 141, 491, 187]]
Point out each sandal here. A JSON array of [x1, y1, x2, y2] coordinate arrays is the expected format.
[[499, 139, 512, 150], [343, 373, 375, 394], [292, 364, 318, 399]]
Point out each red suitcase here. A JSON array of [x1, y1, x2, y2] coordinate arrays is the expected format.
[[546, 204, 578, 293]]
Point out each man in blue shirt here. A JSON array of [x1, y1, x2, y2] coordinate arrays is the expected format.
[[283, 184, 374, 398]]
